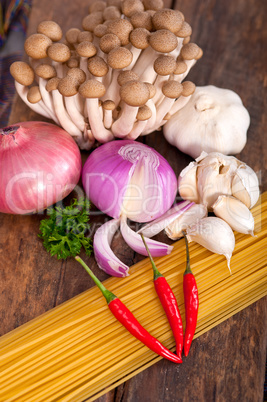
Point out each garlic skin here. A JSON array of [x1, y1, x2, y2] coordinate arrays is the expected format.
[[231, 164, 260, 209], [165, 203, 208, 240], [177, 161, 199, 203], [178, 152, 260, 211], [196, 152, 240, 209], [186, 216, 235, 272], [163, 85, 250, 159], [212, 195, 254, 235]]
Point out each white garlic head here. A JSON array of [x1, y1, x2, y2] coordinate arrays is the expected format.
[[163, 85, 250, 158]]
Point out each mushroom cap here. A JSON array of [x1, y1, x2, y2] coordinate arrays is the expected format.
[[181, 43, 200, 60], [103, 6, 121, 20], [87, 56, 109, 77], [35, 63, 57, 79], [154, 55, 176, 75], [173, 60, 187, 75], [130, 11, 153, 31], [99, 33, 121, 53], [10, 61, 35, 86], [162, 80, 183, 98], [94, 24, 108, 38], [106, 18, 133, 45], [78, 31, 94, 43], [117, 70, 140, 86], [129, 28, 150, 49], [107, 0, 122, 8], [67, 57, 79, 68], [67, 67, 86, 84], [149, 29, 178, 53], [89, 0, 107, 13], [181, 81, 196, 96], [27, 86, 42, 103], [176, 21, 192, 38], [76, 41, 97, 58], [121, 0, 144, 17], [102, 99, 116, 110], [46, 77, 60, 91], [79, 79, 106, 98], [145, 82, 156, 98], [120, 80, 150, 106], [142, 0, 164, 11], [107, 47, 133, 69], [24, 33, 52, 59], [37, 20, 63, 41], [82, 12, 104, 32], [152, 9, 184, 33], [58, 76, 79, 96], [65, 28, 81, 44], [136, 104, 152, 120], [47, 43, 71, 62]]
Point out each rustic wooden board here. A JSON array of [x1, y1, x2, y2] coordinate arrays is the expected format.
[[1, 0, 267, 401]]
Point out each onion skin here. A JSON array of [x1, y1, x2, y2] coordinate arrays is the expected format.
[[0, 122, 82, 214], [82, 140, 177, 223]]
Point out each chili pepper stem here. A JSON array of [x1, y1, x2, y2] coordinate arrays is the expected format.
[[75, 256, 116, 304], [182, 231, 193, 275], [140, 233, 163, 280]]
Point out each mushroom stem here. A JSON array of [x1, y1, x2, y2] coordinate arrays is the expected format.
[[169, 94, 193, 115], [15, 81, 52, 119], [111, 103, 138, 137], [141, 99, 157, 134], [38, 77, 60, 124], [86, 98, 114, 142], [64, 96, 87, 132], [132, 47, 158, 82], [102, 70, 120, 106], [125, 120, 148, 139], [51, 89, 83, 137]]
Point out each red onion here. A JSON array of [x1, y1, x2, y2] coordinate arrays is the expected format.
[[82, 140, 178, 277], [0, 122, 82, 214]]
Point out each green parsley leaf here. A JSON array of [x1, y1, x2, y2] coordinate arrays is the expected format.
[[39, 198, 92, 259]]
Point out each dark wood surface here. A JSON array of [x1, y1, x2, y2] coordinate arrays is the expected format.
[[1, 0, 267, 401]]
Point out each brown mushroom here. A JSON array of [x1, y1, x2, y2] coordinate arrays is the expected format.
[[47, 43, 71, 77], [10, 61, 52, 119], [112, 80, 150, 137], [37, 20, 63, 41], [79, 79, 113, 142], [102, 99, 116, 128]]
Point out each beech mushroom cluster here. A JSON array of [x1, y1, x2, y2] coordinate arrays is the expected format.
[[10, 0, 202, 149]]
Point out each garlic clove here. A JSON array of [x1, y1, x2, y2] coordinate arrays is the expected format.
[[231, 164, 260, 209], [196, 152, 240, 209], [165, 203, 208, 240], [178, 161, 199, 203], [186, 216, 235, 273], [212, 195, 254, 235]]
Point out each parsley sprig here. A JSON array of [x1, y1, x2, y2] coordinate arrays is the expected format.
[[39, 198, 92, 259]]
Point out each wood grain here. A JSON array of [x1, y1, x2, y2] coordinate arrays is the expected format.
[[1, 0, 267, 401]]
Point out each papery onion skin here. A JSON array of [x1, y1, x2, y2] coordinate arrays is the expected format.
[[0, 122, 82, 214], [82, 140, 177, 223]]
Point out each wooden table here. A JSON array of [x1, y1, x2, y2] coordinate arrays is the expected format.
[[1, 0, 266, 400]]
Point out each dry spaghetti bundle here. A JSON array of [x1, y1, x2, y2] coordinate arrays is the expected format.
[[0, 192, 266, 402]]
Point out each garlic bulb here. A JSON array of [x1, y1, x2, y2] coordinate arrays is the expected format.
[[186, 216, 235, 272], [178, 152, 260, 210], [165, 203, 208, 240], [212, 195, 254, 235], [163, 85, 250, 158]]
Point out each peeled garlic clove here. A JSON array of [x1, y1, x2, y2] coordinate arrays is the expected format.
[[165, 203, 208, 240], [231, 165, 260, 209], [186, 216, 235, 273], [178, 161, 199, 203], [212, 195, 254, 235]]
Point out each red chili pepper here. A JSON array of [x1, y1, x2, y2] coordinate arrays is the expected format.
[[141, 234, 184, 360], [182, 232, 199, 357], [75, 256, 182, 364]]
